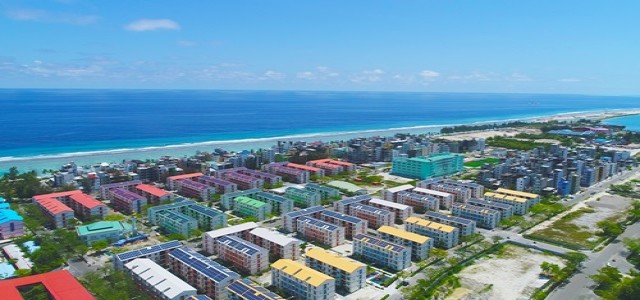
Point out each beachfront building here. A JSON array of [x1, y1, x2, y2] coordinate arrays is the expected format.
[[33, 191, 107, 221], [483, 192, 528, 215], [233, 196, 271, 221], [248, 228, 301, 261], [319, 210, 367, 239], [147, 199, 226, 231], [196, 175, 237, 194], [424, 211, 476, 237], [124, 258, 197, 300], [113, 240, 183, 270], [0, 197, 24, 239], [175, 179, 215, 201], [202, 222, 259, 255], [396, 192, 440, 213], [304, 183, 340, 200], [106, 188, 147, 214], [168, 247, 241, 300], [216, 170, 265, 190], [418, 178, 485, 199], [405, 217, 459, 249], [133, 184, 172, 204], [282, 206, 325, 233], [33, 197, 74, 228], [333, 195, 371, 214], [227, 278, 284, 300], [166, 173, 203, 190], [263, 163, 310, 184], [76, 221, 134, 245], [296, 217, 345, 248], [348, 204, 394, 229], [216, 235, 269, 275], [352, 234, 411, 271], [305, 248, 366, 294], [391, 153, 464, 180], [468, 198, 514, 220], [156, 210, 198, 237], [285, 187, 321, 208], [271, 259, 335, 300], [451, 203, 501, 229], [412, 187, 454, 209], [368, 198, 413, 222], [377, 225, 433, 261], [381, 184, 415, 202]]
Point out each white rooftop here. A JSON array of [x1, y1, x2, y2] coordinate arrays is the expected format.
[[384, 184, 415, 193], [369, 198, 411, 210], [413, 187, 453, 198], [2, 244, 33, 270], [125, 258, 197, 300], [249, 227, 301, 246], [204, 222, 258, 239]]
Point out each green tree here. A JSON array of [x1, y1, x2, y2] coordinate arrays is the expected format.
[[430, 248, 448, 260], [92, 240, 109, 252], [591, 266, 622, 291], [597, 220, 624, 237]]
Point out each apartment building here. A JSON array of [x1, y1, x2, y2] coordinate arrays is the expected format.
[[166, 173, 203, 190], [396, 192, 440, 213], [483, 192, 528, 215], [0, 198, 23, 239], [133, 184, 172, 205], [412, 187, 454, 209], [296, 217, 345, 248], [175, 179, 215, 201], [307, 159, 355, 175], [271, 259, 335, 300], [381, 184, 415, 202], [451, 203, 501, 229], [333, 195, 371, 214], [33, 197, 74, 228], [156, 210, 198, 237], [196, 175, 237, 194], [248, 228, 301, 261], [147, 199, 226, 232], [417, 178, 484, 201], [285, 187, 321, 208], [467, 198, 514, 220], [352, 234, 411, 271], [233, 196, 271, 221], [495, 188, 541, 207], [33, 191, 107, 220], [263, 164, 310, 184], [348, 204, 394, 229], [107, 188, 147, 214], [405, 217, 459, 249], [202, 222, 259, 255], [424, 211, 476, 237], [124, 258, 197, 300], [391, 153, 464, 179], [368, 198, 413, 222], [219, 171, 264, 190], [305, 248, 366, 294], [227, 278, 284, 300], [168, 247, 241, 300], [100, 180, 143, 199], [282, 206, 325, 233], [377, 225, 433, 261], [216, 235, 269, 275], [113, 240, 182, 270], [304, 183, 340, 200], [319, 210, 367, 239], [252, 192, 293, 215]]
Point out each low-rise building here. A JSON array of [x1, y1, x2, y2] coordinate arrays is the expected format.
[[166, 173, 203, 190], [348, 204, 394, 229], [396, 192, 440, 213], [352, 234, 411, 271], [305, 248, 366, 294], [285, 187, 321, 208], [282, 206, 325, 233], [251, 192, 293, 215], [33, 191, 107, 221], [196, 175, 237, 194], [156, 210, 198, 237], [467, 198, 514, 220], [405, 217, 459, 249], [263, 164, 310, 184], [107, 188, 147, 214], [227, 278, 284, 300], [175, 179, 215, 201], [319, 210, 367, 239], [248, 228, 301, 261], [113, 240, 183, 270], [333, 195, 371, 213], [271, 259, 335, 300], [381, 184, 415, 202], [412, 187, 453, 209], [424, 211, 476, 237], [216, 235, 269, 275], [304, 183, 340, 200], [484, 192, 529, 215], [133, 184, 172, 204], [202, 222, 259, 255], [219, 171, 264, 190], [296, 217, 345, 248], [233, 196, 271, 221], [33, 197, 74, 228], [76, 221, 134, 245], [391, 153, 464, 179], [124, 258, 197, 300], [307, 159, 355, 175], [451, 203, 501, 229], [168, 247, 241, 300], [0, 197, 24, 239], [147, 199, 226, 232], [368, 198, 413, 222], [377, 225, 433, 261], [418, 178, 485, 199]]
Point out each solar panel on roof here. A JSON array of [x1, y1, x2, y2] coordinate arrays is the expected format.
[[217, 236, 262, 255], [170, 248, 240, 282], [284, 206, 324, 218], [321, 210, 364, 224], [297, 216, 339, 231]]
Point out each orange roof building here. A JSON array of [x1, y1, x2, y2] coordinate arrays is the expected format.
[[0, 270, 95, 300]]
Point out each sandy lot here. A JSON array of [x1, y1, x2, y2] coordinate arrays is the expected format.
[[447, 245, 565, 300]]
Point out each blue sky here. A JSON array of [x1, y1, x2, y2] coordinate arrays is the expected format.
[[2, 1, 639, 94]]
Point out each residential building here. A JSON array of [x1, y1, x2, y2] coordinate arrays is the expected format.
[[251, 192, 293, 215], [412, 187, 454, 209], [495, 188, 541, 207], [271, 259, 335, 300], [424, 211, 476, 237], [113, 240, 183, 270], [216, 235, 269, 275], [396, 192, 439, 213], [307, 159, 355, 175], [263, 163, 310, 183], [233, 196, 271, 221], [33, 191, 107, 220], [219, 171, 264, 190], [319, 210, 367, 239], [377, 225, 433, 261], [133, 184, 172, 205], [0, 270, 94, 300], [33, 197, 74, 228], [296, 217, 345, 248], [285, 187, 321, 208], [220, 189, 261, 210], [175, 179, 215, 201], [417, 178, 484, 200], [286, 163, 325, 177], [106, 188, 147, 214], [196, 175, 237, 194], [348, 204, 394, 229], [166, 173, 203, 190], [305, 248, 366, 294], [405, 217, 459, 249], [352, 234, 411, 271], [227, 278, 284, 300], [124, 258, 197, 300], [391, 153, 464, 179], [282, 206, 325, 233], [333, 195, 371, 213], [368, 199, 413, 222], [304, 183, 340, 200], [76, 221, 133, 245], [381, 184, 415, 202], [248, 228, 301, 261], [0, 197, 24, 239], [202, 222, 259, 255], [100, 180, 144, 199], [168, 247, 241, 300], [147, 200, 226, 231], [467, 198, 514, 220], [451, 203, 501, 229], [483, 192, 529, 215], [156, 210, 198, 237]]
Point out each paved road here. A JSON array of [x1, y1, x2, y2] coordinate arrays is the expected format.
[[548, 221, 640, 300], [478, 228, 572, 255], [564, 169, 638, 208]]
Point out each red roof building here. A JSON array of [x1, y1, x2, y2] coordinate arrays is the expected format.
[[0, 270, 95, 300]]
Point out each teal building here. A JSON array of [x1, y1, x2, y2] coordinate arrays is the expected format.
[[76, 221, 134, 245], [391, 153, 464, 180]]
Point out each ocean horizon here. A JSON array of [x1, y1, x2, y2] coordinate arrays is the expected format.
[[2, 89, 640, 173]]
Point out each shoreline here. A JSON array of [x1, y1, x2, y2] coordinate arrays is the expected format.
[[2, 108, 639, 173]]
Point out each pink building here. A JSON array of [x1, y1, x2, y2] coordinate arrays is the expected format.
[[133, 184, 172, 204], [34, 191, 107, 220]]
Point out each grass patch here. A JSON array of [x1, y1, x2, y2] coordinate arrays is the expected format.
[[464, 158, 499, 168], [528, 208, 602, 249]]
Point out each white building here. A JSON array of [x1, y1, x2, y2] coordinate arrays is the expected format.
[[124, 258, 197, 300]]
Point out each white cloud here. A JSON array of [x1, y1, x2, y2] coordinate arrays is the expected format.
[[419, 70, 440, 79], [296, 66, 339, 80], [6, 9, 99, 25], [448, 72, 495, 81], [124, 19, 180, 32], [558, 78, 581, 82], [261, 70, 285, 80], [177, 40, 196, 47], [507, 72, 532, 82], [351, 69, 385, 83]]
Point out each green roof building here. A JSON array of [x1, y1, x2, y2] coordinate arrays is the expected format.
[[391, 153, 464, 180], [156, 210, 198, 237], [285, 187, 321, 208], [76, 221, 133, 245], [233, 196, 271, 221]]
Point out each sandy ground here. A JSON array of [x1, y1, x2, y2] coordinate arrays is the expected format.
[[572, 195, 632, 228], [379, 172, 416, 183], [447, 245, 565, 300]]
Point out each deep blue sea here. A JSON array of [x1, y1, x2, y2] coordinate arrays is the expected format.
[[1, 89, 640, 172]]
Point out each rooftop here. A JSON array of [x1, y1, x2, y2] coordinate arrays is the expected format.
[[0, 270, 95, 300], [369, 198, 411, 210], [271, 259, 334, 287], [109, 188, 145, 201], [204, 222, 258, 240], [495, 188, 539, 199], [377, 225, 431, 244], [405, 217, 457, 233], [135, 184, 171, 197], [384, 184, 415, 193], [0, 209, 23, 223], [424, 211, 475, 225], [286, 163, 322, 172], [227, 278, 284, 300], [168, 173, 204, 181], [217, 235, 266, 255], [125, 258, 196, 299], [249, 228, 300, 246], [234, 196, 267, 208], [320, 210, 365, 224], [297, 216, 339, 231], [353, 234, 407, 253], [169, 247, 240, 283], [452, 203, 500, 215], [35, 197, 73, 215], [413, 187, 453, 198], [283, 206, 325, 219], [32, 190, 82, 201], [484, 192, 528, 203], [468, 198, 513, 209], [69, 193, 105, 209], [115, 240, 182, 262], [76, 221, 132, 236], [305, 248, 365, 273]]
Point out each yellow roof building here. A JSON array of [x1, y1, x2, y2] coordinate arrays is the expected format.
[[271, 259, 334, 287], [484, 192, 528, 203], [377, 225, 431, 244], [305, 248, 365, 273], [495, 188, 539, 199], [405, 217, 456, 233]]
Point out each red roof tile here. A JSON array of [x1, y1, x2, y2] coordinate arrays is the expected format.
[[135, 184, 170, 198], [167, 172, 204, 181], [69, 193, 105, 210], [0, 270, 95, 300], [32, 190, 82, 201], [35, 198, 73, 215]]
